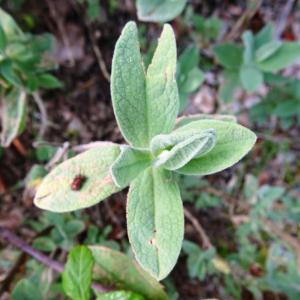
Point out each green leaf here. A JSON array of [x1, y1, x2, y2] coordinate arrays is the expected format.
[[97, 291, 145, 300], [239, 65, 263, 92], [179, 68, 204, 94], [127, 168, 184, 280], [254, 25, 273, 50], [111, 22, 178, 148], [213, 43, 243, 69], [175, 114, 237, 129], [0, 59, 21, 86], [1, 88, 27, 147], [151, 130, 216, 170], [255, 41, 282, 62], [0, 8, 23, 38], [0, 26, 7, 49], [63, 245, 94, 300], [145, 23, 179, 142], [178, 46, 199, 75], [111, 146, 152, 188], [218, 70, 240, 102], [34, 144, 121, 212], [32, 237, 56, 252], [111, 22, 146, 147], [12, 279, 44, 300], [37, 74, 63, 89], [257, 43, 300, 72], [136, 0, 187, 22], [173, 120, 256, 176], [89, 246, 168, 300], [242, 31, 255, 65]]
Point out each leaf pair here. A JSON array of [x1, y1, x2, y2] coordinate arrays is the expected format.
[[34, 22, 256, 281]]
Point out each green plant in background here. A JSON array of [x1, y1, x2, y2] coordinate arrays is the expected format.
[[33, 21, 256, 281], [136, 0, 187, 22], [177, 46, 205, 111], [250, 74, 300, 129], [214, 25, 300, 102], [0, 8, 61, 147], [184, 7, 223, 48]]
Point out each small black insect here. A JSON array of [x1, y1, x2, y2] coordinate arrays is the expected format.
[[71, 175, 87, 191]]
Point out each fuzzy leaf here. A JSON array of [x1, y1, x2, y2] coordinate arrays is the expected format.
[[152, 131, 216, 170], [175, 114, 237, 129], [150, 128, 215, 156], [111, 22, 178, 148], [127, 168, 184, 280], [89, 246, 168, 300], [34, 144, 121, 212], [173, 120, 256, 176], [111, 22, 147, 147], [62, 245, 94, 300], [111, 146, 152, 188], [1, 88, 27, 147], [136, 0, 187, 22], [145, 23, 179, 142], [257, 43, 300, 72]]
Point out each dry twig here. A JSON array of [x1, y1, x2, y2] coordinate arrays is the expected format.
[[184, 208, 213, 249]]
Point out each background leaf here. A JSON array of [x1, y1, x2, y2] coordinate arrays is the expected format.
[[12, 279, 44, 300], [0, 88, 27, 147], [240, 65, 263, 92], [257, 43, 300, 72], [213, 43, 243, 69], [136, 0, 187, 22], [62, 245, 94, 300]]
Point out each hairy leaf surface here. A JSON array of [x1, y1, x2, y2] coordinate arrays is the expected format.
[[127, 168, 184, 280], [34, 144, 121, 212], [111, 22, 178, 148], [154, 130, 215, 171], [173, 120, 256, 175], [111, 146, 152, 188]]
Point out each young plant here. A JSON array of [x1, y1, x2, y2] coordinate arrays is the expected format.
[[0, 8, 61, 147], [214, 25, 300, 102], [250, 75, 300, 129], [34, 21, 256, 280]]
